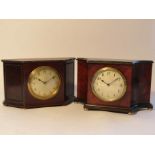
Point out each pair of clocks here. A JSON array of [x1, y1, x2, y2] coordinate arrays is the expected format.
[[2, 58, 153, 114]]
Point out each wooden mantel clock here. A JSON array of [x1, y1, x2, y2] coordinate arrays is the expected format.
[[77, 58, 153, 114], [2, 58, 74, 108]]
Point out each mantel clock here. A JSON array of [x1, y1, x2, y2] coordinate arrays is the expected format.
[[2, 58, 74, 108], [77, 58, 153, 114]]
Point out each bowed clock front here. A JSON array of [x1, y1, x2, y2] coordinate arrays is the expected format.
[[77, 58, 153, 114], [2, 58, 74, 108]]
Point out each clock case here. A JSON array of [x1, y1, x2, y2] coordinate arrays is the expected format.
[[2, 58, 75, 108], [77, 58, 153, 114]]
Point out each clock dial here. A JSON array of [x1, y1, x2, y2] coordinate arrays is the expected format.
[[91, 67, 127, 102], [28, 66, 61, 100]]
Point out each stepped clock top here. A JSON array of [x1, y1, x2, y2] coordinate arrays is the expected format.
[[1, 58, 75, 63], [77, 58, 153, 64]]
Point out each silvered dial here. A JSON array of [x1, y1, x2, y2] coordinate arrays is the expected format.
[[91, 67, 127, 102], [28, 66, 61, 100]]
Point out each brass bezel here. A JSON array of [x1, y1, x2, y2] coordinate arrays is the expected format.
[[91, 67, 127, 102], [27, 66, 61, 100]]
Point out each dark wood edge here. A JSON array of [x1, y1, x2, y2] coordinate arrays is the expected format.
[[3, 100, 25, 108], [76, 58, 153, 64], [64, 97, 75, 104], [130, 103, 153, 113], [3, 98, 75, 109], [84, 104, 130, 113], [84, 103, 153, 114], [74, 97, 85, 104], [1, 58, 75, 63], [65, 59, 75, 64]]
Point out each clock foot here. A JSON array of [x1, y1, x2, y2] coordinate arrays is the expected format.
[[74, 97, 80, 102], [84, 105, 89, 111], [128, 111, 137, 115], [128, 112, 132, 115], [74, 97, 85, 104], [129, 103, 153, 113], [147, 103, 153, 110], [148, 107, 153, 111]]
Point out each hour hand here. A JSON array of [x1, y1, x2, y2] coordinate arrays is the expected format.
[[101, 79, 109, 86], [35, 77, 46, 84]]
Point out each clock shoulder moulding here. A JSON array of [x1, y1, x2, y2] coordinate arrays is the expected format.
[[2, 58, 75, 108], [76, 58, 153, 114]]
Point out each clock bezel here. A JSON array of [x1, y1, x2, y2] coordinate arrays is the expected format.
[[27, 66, 61, 100], [91, 67, 127, 102]]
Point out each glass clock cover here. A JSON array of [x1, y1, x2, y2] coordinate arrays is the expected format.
[[91, 67, 127, 102], [28, 66, 61, 100]]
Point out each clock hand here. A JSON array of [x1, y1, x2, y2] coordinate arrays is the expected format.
[[109, 78, 120, 85], [35, 77, 46, 84], [44, 76, 55, 84], [101, 79, 109, 86]]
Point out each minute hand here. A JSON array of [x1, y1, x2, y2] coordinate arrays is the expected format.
[[109, 78, 120, 85], [44, 76, 55, 84]]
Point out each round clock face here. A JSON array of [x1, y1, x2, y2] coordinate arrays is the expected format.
[[28, 66, 61, 100], [91, 67, 127, 102]]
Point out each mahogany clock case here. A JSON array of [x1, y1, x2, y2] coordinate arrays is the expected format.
[[2, 58, 75, 108], [77, 58, 153, 114]]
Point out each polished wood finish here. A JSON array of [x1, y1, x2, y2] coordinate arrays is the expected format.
[[77, 58, 153, 114], [132, 63, 153, 105], [87, 63, 132, 108], [77, 59, 88, 102], [2, 58, 75, 108]]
